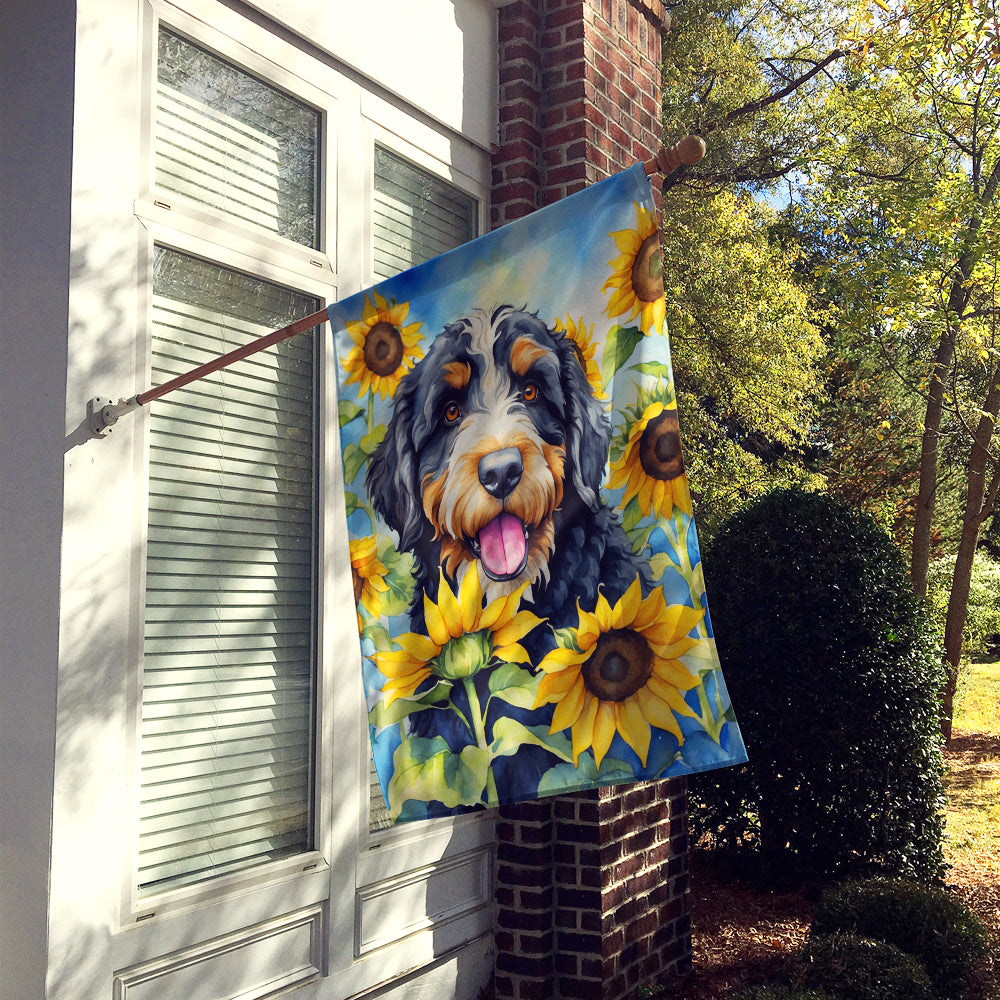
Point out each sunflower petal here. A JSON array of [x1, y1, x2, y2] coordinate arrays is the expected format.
[[458, 566, 484, 632], [422, 590, 451, 647], [382, 668, 431, 706], [617, 696, 651, 766], [636, 687, 684, 741], [611, 577, 644, 629], [649, 672, 701, 717], [550, 676, 586, 731], [538, 644, 589, 671], [535, 667, 580, 707], [591, 700, 617, 769], [492, 609, 544, 648], [571, 693, 599, 766]]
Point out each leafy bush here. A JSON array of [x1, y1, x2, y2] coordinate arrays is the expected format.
[[791, 933, 934, 1000], [927, 550, 1000, 659], [732, 987, 836, 1000], [691, 489, 946, 882], [811, 878, 988, 999]]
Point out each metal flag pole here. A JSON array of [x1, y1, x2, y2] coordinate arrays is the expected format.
[[87, 135, 705, 438]]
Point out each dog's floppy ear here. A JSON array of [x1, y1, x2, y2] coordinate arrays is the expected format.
[[559, 334, 611, 510], [365, 377, 425, 551]]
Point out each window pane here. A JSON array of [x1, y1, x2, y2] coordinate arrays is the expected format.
[[139, 247, 318, 895], [372, 146, 477, 280], [368, 150, 477, 831], [156, 28, 320, 248]]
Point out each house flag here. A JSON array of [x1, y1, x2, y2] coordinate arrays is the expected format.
[[329, 163, 747, 822]]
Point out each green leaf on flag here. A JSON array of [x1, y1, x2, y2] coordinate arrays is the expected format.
[[338, 399, 364, 427], [377, 539, 416, 616], [490, 718, 574, 761], [342, 442, 367, 485], [627, 361, 671, 378], [360, 425, 386, 455], [388, 736, 490, 819], [621, 494, 644, 533], [537, 755, 634, 795], [601, 325, 644, 388], [487, 662, 540, 709], [368, 679, 453, 728]]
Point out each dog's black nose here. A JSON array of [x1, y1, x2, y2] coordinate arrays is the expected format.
[[479, 448, 523, 498]]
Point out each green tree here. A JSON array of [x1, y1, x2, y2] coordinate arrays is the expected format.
[[805, 0, 1000, 736], [662, 188, 825, 536], [659, 1, 845, 535]]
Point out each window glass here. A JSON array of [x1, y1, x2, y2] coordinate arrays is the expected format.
[[156, 27, 320, 248], [372, 145, 477, 280], [138, 246, 318, 895]]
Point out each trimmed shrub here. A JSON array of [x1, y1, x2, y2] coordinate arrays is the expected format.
[[812, 878, 988, 999], [733, 987, 836, 1000], [691, 489, 946, 882], [791, 933, 934, 1000]]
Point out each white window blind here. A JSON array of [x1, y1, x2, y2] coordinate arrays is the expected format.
[[156, 27, 320, 248], [372, 146, 477, 282], [138, 248, 319, 895], [368, 148, 478, 831]]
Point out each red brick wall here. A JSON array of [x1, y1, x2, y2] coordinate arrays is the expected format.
[[492, 0, 667, 227], [491, 3, 691, 998]]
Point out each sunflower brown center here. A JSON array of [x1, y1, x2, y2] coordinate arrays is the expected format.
[[352, 570, 364, 606], [582, 628, 654, 702], [630, 233, 664, 303], [364, 321, 405, 376], [638, 409, 685, 481]]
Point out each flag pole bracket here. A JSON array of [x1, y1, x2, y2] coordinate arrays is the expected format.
[[88, 395, 140, 438]]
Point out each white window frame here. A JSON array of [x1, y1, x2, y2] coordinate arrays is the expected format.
[[110, 0, 496, 992], [123, 0, 339, 928]]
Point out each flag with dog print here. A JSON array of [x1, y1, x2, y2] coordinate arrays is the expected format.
[[330, 163, 747, 822]]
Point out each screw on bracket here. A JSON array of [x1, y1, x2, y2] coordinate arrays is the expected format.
[[87, 396, 140, 438]]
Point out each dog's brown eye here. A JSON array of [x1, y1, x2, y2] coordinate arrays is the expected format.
[[523, 382, 540, 403], [444, 401, 461, 424]]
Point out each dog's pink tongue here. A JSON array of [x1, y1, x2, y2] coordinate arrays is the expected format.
[[479, 513, 526, 578]]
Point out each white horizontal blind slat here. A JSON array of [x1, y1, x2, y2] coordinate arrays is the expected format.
[[371, 146, 477, 283], [155, 27, 320, 248], [367, 147, 478, 830], [138, 247, 318, 896]]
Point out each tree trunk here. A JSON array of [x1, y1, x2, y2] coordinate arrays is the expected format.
[[910, 330, 955, 597], [910, 160, 1000, 596], [941, 377, 1000, 741]]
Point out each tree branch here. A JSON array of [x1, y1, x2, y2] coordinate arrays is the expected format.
[[703, 49, 848, 133]]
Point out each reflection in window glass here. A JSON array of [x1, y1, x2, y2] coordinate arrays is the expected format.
[[156, 28, 320, 248], [372, 146, 477, 280]]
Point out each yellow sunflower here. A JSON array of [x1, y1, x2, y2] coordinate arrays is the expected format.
[[607, 401, 692, 520], [602, 202, 666, 335], [349, 535, 389, 624], [374, 569, 544, 707], [554, 314, 607, 399], [534, 578, 704, 768], [341, 289, 423, 399]]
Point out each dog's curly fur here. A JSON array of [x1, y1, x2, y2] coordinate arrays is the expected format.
[[367, 305, 651, 648]]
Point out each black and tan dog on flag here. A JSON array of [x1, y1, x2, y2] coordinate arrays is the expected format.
[[366, 305, 651, 804]]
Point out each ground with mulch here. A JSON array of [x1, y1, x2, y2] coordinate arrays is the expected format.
[[669, 732, 1000, 1000]]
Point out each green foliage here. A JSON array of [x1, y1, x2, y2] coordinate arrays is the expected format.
[[732, 987, 836, 1000], [790, 934, 934, 1000], [691, 488, 947, 882], [663, 182, 827, 539], [811, 878, 988, 999], [927, 550, 1000, 658]]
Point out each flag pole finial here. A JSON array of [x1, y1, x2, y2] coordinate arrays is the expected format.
[[643, 135, 706, 176]]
